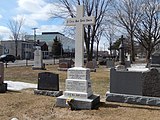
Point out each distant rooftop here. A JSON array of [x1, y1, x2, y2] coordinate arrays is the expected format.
[[42, 32, 64, 36]]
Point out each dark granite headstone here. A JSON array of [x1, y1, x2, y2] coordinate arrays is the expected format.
[[38, 72, 59, 91], [0, 62, 4, 84], [0, 62, 7, 93], [110, 68, 143, 95], [106, 68, 160, 106], [142, 68, 160, 97], [35, 72, 62, 97]]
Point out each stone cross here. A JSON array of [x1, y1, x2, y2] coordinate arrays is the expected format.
[[119, 35, 125, 65], [66, 5, 95, 67]]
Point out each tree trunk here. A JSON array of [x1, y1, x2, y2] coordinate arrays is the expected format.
[[130, 33, 135, 62], [15, 39, 18, 57], [146, 50, 151, 64], [96, 41, 99, 61]]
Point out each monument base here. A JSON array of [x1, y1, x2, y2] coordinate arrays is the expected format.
[[32, 67, 46, 70], [32, 63, 46, 70], [57, 67, 69, 71], [106, 91, 160, 106], [0, 83, 7, 93], [56, 94, 100, 110], [34, 89, 63, 97]]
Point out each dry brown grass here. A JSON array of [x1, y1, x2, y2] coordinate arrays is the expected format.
[[1, 65, 160, 120], [4, 65, 109, 95]]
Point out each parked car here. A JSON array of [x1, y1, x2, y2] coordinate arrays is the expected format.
[[0, 54, 16, 63]]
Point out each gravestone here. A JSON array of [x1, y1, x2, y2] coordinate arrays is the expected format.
[[142, 68, 160, 97], [58, 59, 74, 71], [151, 49, 160, 69], [0, 62, 7, 93], [106, 59, 115, 68], [86, 61, 96, 72], [32, 46, 45, 70], [119, 35, 125, 65], [106, 67, 160, 106], [56, 5, 100, 110], [125, 53, 131, 68], [34, 72, 62, 97]]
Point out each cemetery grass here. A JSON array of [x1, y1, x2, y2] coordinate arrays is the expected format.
[[0, 65, 159, 120]]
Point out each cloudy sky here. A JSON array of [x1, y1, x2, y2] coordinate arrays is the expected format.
[[0, 0, 65, 40], [0, 0, 107, 50]]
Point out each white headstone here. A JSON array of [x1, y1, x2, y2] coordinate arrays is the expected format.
[[127, 53, 131, 61], [33, 46, 43, 69], [66, 5, 95, 67]]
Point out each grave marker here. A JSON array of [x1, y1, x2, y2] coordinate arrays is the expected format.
[[32, 46, 45, 70], [119, 35, 125, 65], [34, 72, 62, 97], [66, 5, 95, 67], [0, 62, 7, 93], [56, 5, 100, 110]]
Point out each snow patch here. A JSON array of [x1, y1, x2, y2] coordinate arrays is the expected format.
[[4, 81, 37, 91]]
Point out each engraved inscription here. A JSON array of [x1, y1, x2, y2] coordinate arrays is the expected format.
[[64, 92, 87, 98], [66, 80, 86, 92], [68, 70, 90, 80]]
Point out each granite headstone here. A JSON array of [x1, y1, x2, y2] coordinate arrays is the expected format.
[[0, 62, 7, 93], [34, 72, 62, 97]]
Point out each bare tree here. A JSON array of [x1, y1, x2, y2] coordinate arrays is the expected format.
[[103, 23, 117, 57], [134, 0, 160, 62], [7, 17, 24, 57], [112, 0, 144, 61], [95, 25, 104, 61], [53, 0, 112, 61]]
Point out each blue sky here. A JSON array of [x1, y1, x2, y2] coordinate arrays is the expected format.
[[0, 0, 65, 40], [0, 0, 107, 50]]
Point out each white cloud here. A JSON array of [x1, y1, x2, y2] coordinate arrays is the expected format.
[[13, 14, 38, 27], [18, 0, 46, 13], [0, 26, 11, 40], [0, 26, 10, 33], [0, 14, 2, 19], [17, 0, 63, 21], [37, 25, 65, 33]]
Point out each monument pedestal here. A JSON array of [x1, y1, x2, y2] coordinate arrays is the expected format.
[[56, 67, 100, 110], [34, 89, 63, 97], [56, 94, 100, 110]]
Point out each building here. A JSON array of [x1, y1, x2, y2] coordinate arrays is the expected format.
[[0, 40, 35, 59], [0, 32, 75, 59], [0, 40, 50, 59], [25, 32, 75, 53], [0, 45, 2, 55], [35, 40, 49, 59]]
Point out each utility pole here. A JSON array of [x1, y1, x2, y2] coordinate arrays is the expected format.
[[32, 28, 38, 41], [103, 43, 106, 53]]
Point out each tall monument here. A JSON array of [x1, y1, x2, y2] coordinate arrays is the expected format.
[[56, 5, 100, 110]]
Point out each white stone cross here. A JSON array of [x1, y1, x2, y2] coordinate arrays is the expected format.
[[66, 5, 95, 67]]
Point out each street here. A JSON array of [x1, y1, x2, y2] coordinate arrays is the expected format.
[[5, 59, 59, 67]]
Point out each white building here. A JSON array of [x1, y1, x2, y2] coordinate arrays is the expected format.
[[25, 32, 75, 53], [0, 40, 35, 59]]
